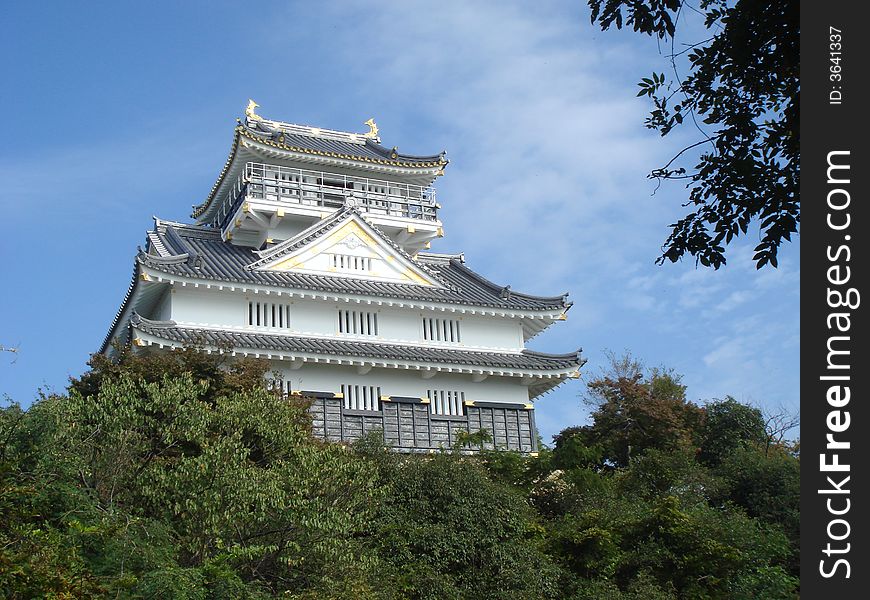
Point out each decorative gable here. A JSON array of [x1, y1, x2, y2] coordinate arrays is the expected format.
[[248, 210, 442, 287]]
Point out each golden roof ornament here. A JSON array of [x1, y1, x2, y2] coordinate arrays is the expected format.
[[245, 99, 263, 122], [363, 118, 380, 141]]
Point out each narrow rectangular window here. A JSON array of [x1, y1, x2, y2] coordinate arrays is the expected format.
[[329, 253, 372, 272], [341, 384, 381, 411], [429, 389, 466, 416], [337, 310, 378, 336], [422, 318, 461, 343], [342, 383, 381, 411], [248, 301, 290, 329]]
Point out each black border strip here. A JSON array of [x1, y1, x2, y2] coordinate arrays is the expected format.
[[801, 0, 868, 594]]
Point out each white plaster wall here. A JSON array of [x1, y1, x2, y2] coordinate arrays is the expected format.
[[168, 287, 525, 350], [153, 289, 172, 321], [457, 314, 523, 350], [289, 298, 339, 336], [274, 361, 531, 405], [170, 287, 247, 327]]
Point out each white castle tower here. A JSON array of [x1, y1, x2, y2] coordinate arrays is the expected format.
[[101, 102, 583, 452]]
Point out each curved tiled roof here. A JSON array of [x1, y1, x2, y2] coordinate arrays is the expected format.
[[139, 219, 570, 312], [244, 119, 447, 165], [131, 314, 583, 373], [192, 120, 447, 220]]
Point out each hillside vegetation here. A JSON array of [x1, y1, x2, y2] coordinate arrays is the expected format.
[[1, 350, 798, 599]]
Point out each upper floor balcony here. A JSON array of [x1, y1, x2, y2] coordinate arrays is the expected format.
[[219, 162, 437, 224], [217, 162, 442, 251]]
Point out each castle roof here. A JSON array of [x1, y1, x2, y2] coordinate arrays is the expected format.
[[101, 213, 570, 355], [244, 118, 447, 166], [192, 115, 447, 222], [130, 314, 583, 397], [141, 215, 571, 312]]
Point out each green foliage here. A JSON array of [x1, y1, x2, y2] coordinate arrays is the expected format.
[[615, 448, 720, 502], [452, 427, 493, 452], [589, 0, 799, 269], [60, 372, 381, 593], [713, 445, 800, 576], [542, 480, 796, 598], [368, 451, 561, 599], [697, 397, 767, 465], [579, 355, 704, 467], [0, 349, 799, 597]]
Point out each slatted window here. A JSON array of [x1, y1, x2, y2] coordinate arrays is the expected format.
[[337, 309, 379, 336], [422, 317, 461, 343], [331, 253, 372, 272], [341, 384, 382, 411], [247, 301, 291, 328], [266, 378, 286, 396], [427, 389, 465, 416]]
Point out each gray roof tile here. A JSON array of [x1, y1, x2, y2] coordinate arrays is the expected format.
[[131, 314, 583, 372], [141, 217, 570, 311], [245, 120, 447, 165]]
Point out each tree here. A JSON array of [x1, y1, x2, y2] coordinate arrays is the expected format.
[[365, 447, 561, 599], [696, 396, 767, 465], [713, 445, 800, 576], [580, 354, 704, 467], [3, 348, 801, 597], [59, 372, 383, 595], [588, 0, 799, 269]]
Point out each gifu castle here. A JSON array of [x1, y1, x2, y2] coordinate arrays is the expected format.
[[101, 102, 584, 453]]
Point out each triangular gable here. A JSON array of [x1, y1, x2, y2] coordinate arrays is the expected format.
[[247, 209, 443, 287]]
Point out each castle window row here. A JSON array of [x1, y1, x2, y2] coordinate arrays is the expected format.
[[274, 383, 478, 416], [428, 389, 465, 416], [341, 384, 382, 412], [337, 386, 466, 415], [423, 318, 461, 343], [338, 309, 379, 336], [330, 253, 372, 272], [247, 301, 291, 328], [239, 305, 480, 347]]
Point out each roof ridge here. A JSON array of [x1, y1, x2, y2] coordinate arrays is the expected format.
[[417, 251, 465, 263], [192, 127, 242, 219], [448, 259, 570, 304], [522, 348, 585, 361], [155, 217, 218, 234], [163, 225, 195, 259], [130, 320, 584, 372], [250, 207, 351, 264], [138, 253, 190, 268], [99, 258, 142, 353], [253, 118, 369, 145], [248, 118, 448, 162], [363, 138, 448, 163], [131, 312, 177, 328]]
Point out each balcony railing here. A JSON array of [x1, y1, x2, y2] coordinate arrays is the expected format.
[[216, 162, 438, 228]]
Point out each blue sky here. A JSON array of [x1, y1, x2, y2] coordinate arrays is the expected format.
[[0, 1, 798, 442]]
